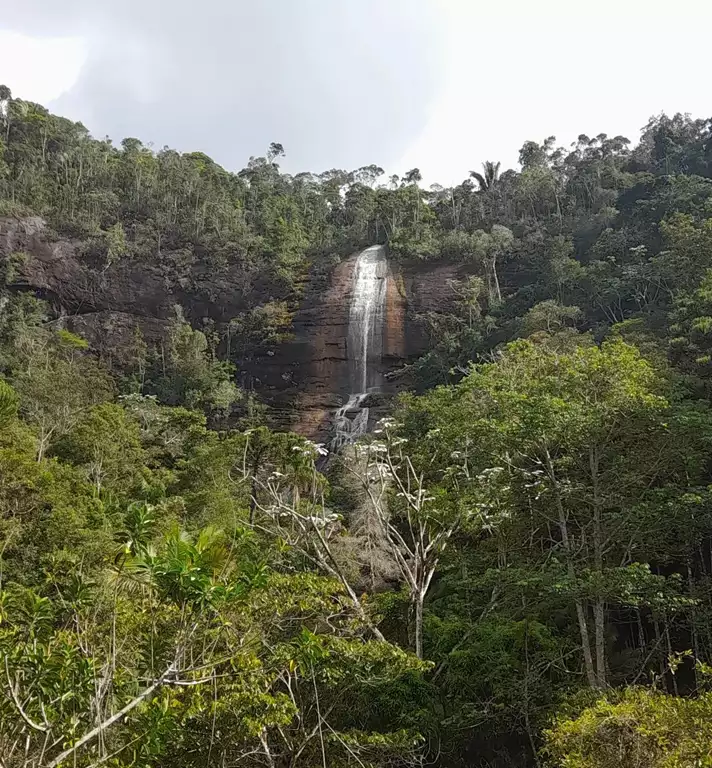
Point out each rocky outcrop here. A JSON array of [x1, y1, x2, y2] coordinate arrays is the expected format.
[[1, 217, 170, 318], [283, 255, 469, 440], [384, 264, 407, 363], [0, 215, 279, 330], [291, 256, 356, 435], [285, 252, 411, 438], [0, 217, 171, 368], [252, 255, 357, 437], [1, 217, 465, 440], [399, 262, 471, 357]]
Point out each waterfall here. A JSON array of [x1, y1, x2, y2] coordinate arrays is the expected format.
[[331, 245, 387, 449]]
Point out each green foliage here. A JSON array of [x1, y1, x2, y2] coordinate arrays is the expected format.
[[0, 418, 111, 583], [545, 686, 712, 767], [393, 333, 712, 758], [53, 402, 149, 497], [0, 524, 427, 768], [12, 327, 114, 460], [0, 378, 18, 425], [149, 312, 239, 415], [521, 299, 581, 337], [5, 88, 712, 767], [227, 300, 294, 362]]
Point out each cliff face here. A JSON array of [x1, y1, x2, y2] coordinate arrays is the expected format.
[[0, 215, 270, 353], [264, 255, 469, 440], [0, 217, 463, 439], [287, 253, 411, 438]]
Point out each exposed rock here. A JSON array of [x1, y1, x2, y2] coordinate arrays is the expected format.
[[0, 216, 272, 322], [384, 263, 407, 364], [0, 217, 171, 316], [289, 255, 356, 436], [400, 261, 471, 357], [1, 217, 464, 440], [59, 311, 170, 369], [286, 251, 413, 439]]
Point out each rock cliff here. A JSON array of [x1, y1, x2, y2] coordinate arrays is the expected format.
[[1, 217, 465, 439], [241, 253, 470, 440]]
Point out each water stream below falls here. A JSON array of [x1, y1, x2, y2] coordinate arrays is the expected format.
[[331, 245, 387, 450]]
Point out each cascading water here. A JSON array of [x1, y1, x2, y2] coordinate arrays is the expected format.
[[331, 245, 387, 450]]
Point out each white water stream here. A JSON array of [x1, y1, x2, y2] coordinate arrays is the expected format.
[[331, 245, 387, 450]]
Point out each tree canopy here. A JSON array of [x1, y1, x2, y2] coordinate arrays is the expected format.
[[3, 86, 712, 767]]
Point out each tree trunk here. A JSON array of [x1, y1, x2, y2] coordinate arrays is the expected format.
[[575, 601, 597, 688], [491, 256, 502, 302], [652, 614, 667, 688], [47, 673, 170, 768], [36, 430, 51, 463], [590, 446, 607, 688], [545, 450, 597, 687], [593, 599, 606, 689], [414, 590, 424, 660]]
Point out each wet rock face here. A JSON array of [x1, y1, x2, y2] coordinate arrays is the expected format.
[[286, 253, 465, 441], [384, 263, 407, 365], [260, 255, 357, 437], [399, 262, 470, 357]]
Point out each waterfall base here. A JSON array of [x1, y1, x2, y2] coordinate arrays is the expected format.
[[330, 392, 369, 451]]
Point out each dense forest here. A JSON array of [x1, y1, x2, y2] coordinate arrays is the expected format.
[[3, 83, 712, 766]]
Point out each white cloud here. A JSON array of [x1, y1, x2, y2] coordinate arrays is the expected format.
[[1, 0, 443, 173], [0, 30, 86, 105], [400, 0, 712, 186], [2, 0, 711, 182]]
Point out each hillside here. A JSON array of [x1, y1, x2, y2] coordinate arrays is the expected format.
[[3, 85, 712, 767]]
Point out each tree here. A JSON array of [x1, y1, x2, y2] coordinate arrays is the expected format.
[[267, 141, 285, 164], [53, 403, 147, 497], [14, 329, 113, 461], [404, 167, 422, 185], [545, 682, 712, 767], [1, 524, 425, 768], [0, 379, 18, 426], [470, 224, 513, 303], [405, 337, 702, 690], [103, 221, 128, 267], [521, 300, 581, 336], [353, 164, 384, 187], [470, 160, 501, 192], [151, 311, 239, 416], [347, 418, 478, 659]]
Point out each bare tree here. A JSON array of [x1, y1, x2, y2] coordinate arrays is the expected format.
[[233, 434, 387, 641], [345, 419, 469, 659]]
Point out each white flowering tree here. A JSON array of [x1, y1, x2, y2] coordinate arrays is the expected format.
[[349, 418, 493, 659], [237, 426, 499, 659], [238, 429, 387, 640]]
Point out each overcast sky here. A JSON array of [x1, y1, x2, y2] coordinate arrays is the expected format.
[[1, 0, 711, 185]]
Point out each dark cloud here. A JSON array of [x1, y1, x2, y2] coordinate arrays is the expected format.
[[5, 0, 444, 173]]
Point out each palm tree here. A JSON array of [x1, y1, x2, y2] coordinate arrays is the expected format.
[[111, 506, 234, 607], [470, 160, 501, 192]]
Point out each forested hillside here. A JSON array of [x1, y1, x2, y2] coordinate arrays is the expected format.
[[3, 84, 712, 766]]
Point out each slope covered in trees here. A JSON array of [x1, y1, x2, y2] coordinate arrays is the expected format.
[[3, 85, 712, 766]]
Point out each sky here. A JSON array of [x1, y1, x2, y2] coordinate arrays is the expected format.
[[1, 0, 711, 186]]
